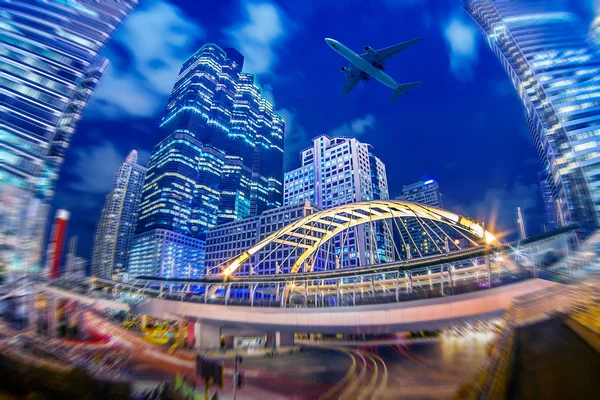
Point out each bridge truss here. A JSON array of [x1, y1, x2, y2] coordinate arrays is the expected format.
[[215, 200, 498, 277]]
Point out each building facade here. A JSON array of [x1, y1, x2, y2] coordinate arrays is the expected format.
[[91, 150, 146, 280], [538, 170, 558, 230], [205, 201, 334, 276], [0, 0, 137, 278], [283, 135, 392, 268], [465, 0, 600, 232], [395, 179, 446, 258], [130, 44, 283, 279], [127, 229, 205, 280]]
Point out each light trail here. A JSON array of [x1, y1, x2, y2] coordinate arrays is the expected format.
[[318, 347, 357, 400], [357, 352, 379, 399], [371, 352, 389, 400]]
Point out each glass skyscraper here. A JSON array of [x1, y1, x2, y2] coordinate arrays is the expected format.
[[0, 0, 137, 277], [91, 150, 146, 280], [129, 44, 284, 279], [465, 0, 600, 232]]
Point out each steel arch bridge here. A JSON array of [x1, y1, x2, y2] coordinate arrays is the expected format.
[[218, 200, 497, 277]]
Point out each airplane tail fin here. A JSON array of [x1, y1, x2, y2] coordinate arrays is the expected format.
[[392, 81, 423, 103]]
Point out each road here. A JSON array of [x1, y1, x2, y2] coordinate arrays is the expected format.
[[241, 336, 491, 399], [83, 311, 490, 399]]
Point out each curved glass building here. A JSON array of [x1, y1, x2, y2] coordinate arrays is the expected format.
[[465, 0, 600, 231], [0, 0, 137, 276]]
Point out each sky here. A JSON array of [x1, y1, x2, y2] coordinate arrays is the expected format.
[[52, 0, 599, 260]]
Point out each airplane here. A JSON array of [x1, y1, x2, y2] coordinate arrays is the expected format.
[[325, 37, 422, 102]]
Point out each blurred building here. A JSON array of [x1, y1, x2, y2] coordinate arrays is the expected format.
[[65, 236, 86, 283], [0, 0, 138, 278], [45, 209, 69, 279], [395, 179, 446, 258], [91, 150, 146, 280], [465, 0, 600, 232], [538, 170, 558, 231], [130, 44, 284, 279], [283, 135, 392, 268], [205, 201, 334, 276]]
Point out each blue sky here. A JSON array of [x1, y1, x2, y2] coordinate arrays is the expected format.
[[52, 0, 598, 259]]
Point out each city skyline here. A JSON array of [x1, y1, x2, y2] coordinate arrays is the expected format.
[[1, 2, 598, 398], [48, 0, 599, 263]]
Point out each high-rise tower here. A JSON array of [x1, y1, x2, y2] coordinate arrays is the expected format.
[[283, 135, 392, 267], [91, 150, 146, 280], [129, 44, 284, 279], [465, 0, 600, 233], [0, 0, 138, 277]]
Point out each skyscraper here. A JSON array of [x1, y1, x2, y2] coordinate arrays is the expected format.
[[0, 0, 138, 277], [465, 0, 600, 232], [91, 150, 146, 280], [395, 179, 446, 258], [538, 170, 558, 230], [283, 135, 392, 267], [129, 44, 284, 279]]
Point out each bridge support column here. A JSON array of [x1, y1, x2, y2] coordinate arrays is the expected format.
[[336, 279, 341, 306], [448, 265, 454, 293], [407, 272, 413, 294], [440, 266, 445, 296], [275, 331, 294, 349], [276, 283, 280, 303], [371, 276, 376, 297], [353, 282, 357, 306], [395, 271, 400, 302], [304, 282, 308, 307], [485, 256, 492, 288], [225, 284, 231, 305], [194, 321, 221, 350], [250, 284, 256, 307]]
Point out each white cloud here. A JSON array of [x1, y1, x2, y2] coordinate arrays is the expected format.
[[68, 142, 127, 194], [88, 0, 205, 119], [226, 1, 289, 75], [443, 13, 479, 80], [329, 114, 376, 137]]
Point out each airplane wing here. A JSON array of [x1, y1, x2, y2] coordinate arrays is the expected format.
[[360, 37, 421, 67], [340, 64, 362, 99]]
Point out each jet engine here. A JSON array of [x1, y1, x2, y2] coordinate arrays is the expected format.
[[340, 66, 349, 74], [364, 46, 376, 55]]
